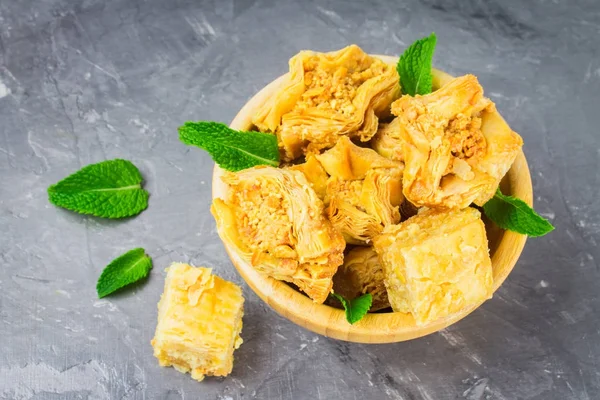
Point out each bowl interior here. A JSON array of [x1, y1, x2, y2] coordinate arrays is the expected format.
[[212, 55, 532, 343]]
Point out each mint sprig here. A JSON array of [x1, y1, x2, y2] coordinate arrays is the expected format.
[[179, 121, 280, 172], [48, 159, 149, 218], [483, 189, 554, 237], [96, 248, 153, 298], [331, 293, 373, 325], [397, 32, 437, 96]]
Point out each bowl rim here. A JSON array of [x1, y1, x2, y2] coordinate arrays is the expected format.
[[212, 55, 532, 343]]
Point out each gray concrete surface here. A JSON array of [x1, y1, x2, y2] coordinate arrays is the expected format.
[[1, 0, 599, 399]]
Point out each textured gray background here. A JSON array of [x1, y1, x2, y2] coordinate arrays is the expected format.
[[0, 0, 599, 399]]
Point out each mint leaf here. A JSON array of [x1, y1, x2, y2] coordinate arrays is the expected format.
[[397, 33, 437, 96], [48, 159, 149, 218], [96, 248, 152, 298], [331, 293, 372, 324], [483, 189, 554, 237], [179, 121, 280, 172]]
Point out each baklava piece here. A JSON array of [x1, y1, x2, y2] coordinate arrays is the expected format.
[[253, 45, 400, 161], [152, 263, 244, 381], [211, 166, 345, 303], [317, 137, 403, 245], [389, 74, 523, 208], [373, 207, 493, 325]]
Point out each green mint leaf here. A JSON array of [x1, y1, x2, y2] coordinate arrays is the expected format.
[[179, 121, 280, 172], [483, 189, 554, 237], [48, 159, 149, 219], [96, 248, 152, 298], [331, 293, 373, 325], [397, 32, 437, 96]]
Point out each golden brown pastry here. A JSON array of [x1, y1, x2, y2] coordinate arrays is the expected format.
[[316, 137, 404, 245], [319, 138, 403, 245], [327, 178, 382, 245], [252, 45, 400, 161], [287, 138, 403, 245], [389, 74, 523, 208], [151, 263, 244, 381], [315, 136, 398, 180], [287, 155, 329, 200], [373, 207, 493, 325], [326, 165, 403, 245], [371, 117, 405, 162], [332, 247, 390, 311], [211, 166, 345, 303]]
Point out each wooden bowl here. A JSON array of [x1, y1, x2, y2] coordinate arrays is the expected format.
[[212, 55, 532, 343]]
